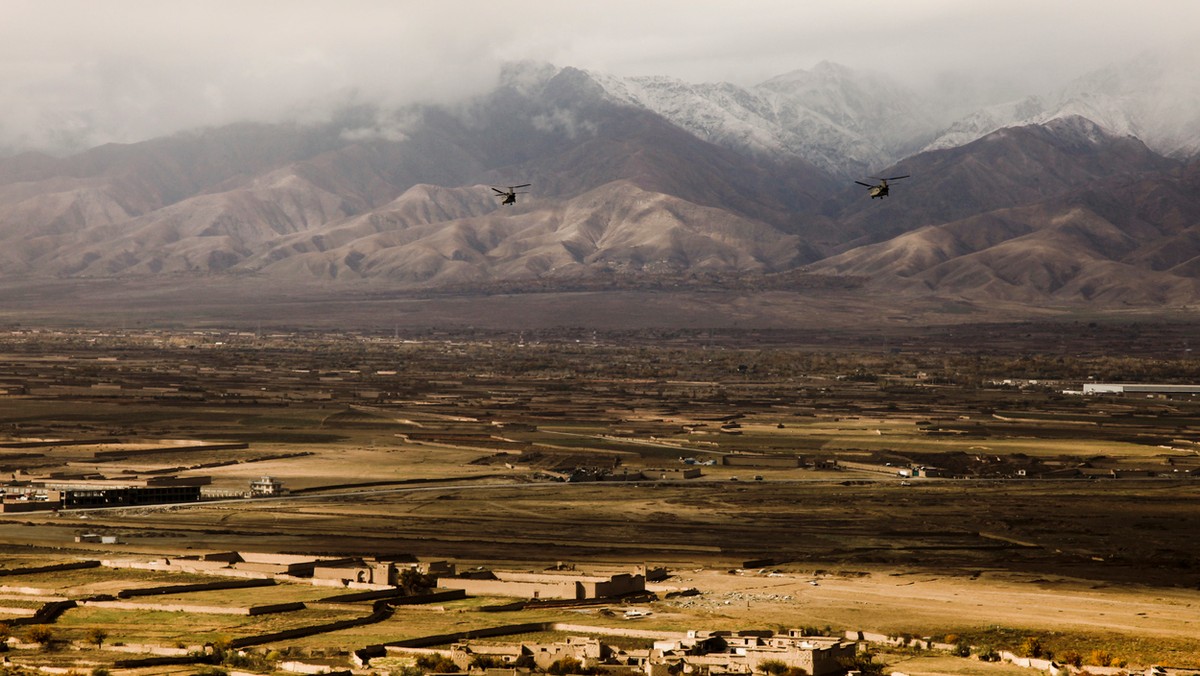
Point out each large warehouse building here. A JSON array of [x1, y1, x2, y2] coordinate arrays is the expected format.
[[2, 475, 210, 511], [1083, 383, 1200, 395]]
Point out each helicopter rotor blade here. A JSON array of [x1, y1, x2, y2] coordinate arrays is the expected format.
[[854, 181, 873, 187], [510, 183, 531, 189], [491, 188, 506, 194], [882, 175, 910, 181]]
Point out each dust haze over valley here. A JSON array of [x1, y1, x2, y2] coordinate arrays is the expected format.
[[3, 3, 1200, 675]]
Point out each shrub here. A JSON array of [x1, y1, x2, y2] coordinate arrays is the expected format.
[[976, 646, 1000, 662], [25, 625, 54, 646], [416, 654, 459, 673], [548, 657, 582, 675], [1089, 650, 1113, 667], [470, 655, 503, 670], [837, 651, 885, 676], [398, 568, 437, 595], [758, 659, 788, 675], [1059, 650, 1083, 667]]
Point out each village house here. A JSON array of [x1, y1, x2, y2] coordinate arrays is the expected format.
[[439, 630, 856, 676], [310, 558, 455, 586], [652, 630, 856, 676], [450, 636, 604, 672]]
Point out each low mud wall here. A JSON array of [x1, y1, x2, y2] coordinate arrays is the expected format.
[[116, 577, 275, 598], [0, 560, 100, 577], [80, 599, 305, 615]]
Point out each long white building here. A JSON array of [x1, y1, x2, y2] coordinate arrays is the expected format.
[[1083, 383, 1200, 395]]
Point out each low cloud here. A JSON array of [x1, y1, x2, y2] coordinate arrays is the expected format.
[[0, 0, 1197, 155], [531, 108, 598, 140]]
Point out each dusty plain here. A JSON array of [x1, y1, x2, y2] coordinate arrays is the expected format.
[[0, 321, 1198, 673]]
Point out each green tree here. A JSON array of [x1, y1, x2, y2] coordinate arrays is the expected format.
[[416, 654, 459, 673], [837, 651, 885, 676], [25, 625, 54, 647], [548, 657, 582, 675], [84, 628, 108, 649], [470, 655, 503, 670], [399, 568, 436, 595]]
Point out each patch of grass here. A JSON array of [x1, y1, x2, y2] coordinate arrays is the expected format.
[[1, 567, 236, 592], [946, 625, 1200, 669], [220, 432, 349, 444], [54, 604, 365, 645]]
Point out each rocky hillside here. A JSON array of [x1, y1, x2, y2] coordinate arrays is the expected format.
[[1, 59, 1199, 318]]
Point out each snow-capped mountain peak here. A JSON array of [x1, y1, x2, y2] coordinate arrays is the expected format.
[[925, 49, 1200, 158], [583, 62, 938, 177]]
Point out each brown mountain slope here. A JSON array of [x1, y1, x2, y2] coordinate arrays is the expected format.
[[255, 180, 803, 284], [0, 71, 827, 284], [810, 162, 1200, 304], [828, 117, 1181, 248]]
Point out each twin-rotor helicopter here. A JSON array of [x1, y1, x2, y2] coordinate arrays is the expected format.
[[854, 174, 909, 199], [490, 175, 910, 205], [491, 184, 531, 205]]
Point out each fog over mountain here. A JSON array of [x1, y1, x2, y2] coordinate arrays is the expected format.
[[3, 43, 1200, 324], [924, 48, 1200, 158], [3, 2, 1199, 156]]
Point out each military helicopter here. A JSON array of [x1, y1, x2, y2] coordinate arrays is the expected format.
[[855, 175, 909, 199], [491, 184, 531, 205]]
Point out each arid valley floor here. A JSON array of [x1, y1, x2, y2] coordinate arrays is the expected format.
[[0, 322, 1198, 675]]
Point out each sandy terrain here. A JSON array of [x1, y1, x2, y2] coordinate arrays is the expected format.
[[669, 568, 1199, 643]]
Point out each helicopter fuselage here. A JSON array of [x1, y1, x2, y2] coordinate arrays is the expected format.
[[492, 183, 530, 206], [856, 175, 906, 199]]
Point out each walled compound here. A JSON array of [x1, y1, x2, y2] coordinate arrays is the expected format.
[[388, 629, 856, 676]]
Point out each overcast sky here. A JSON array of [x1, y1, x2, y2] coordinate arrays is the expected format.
[[2, 0, 1199, 154]]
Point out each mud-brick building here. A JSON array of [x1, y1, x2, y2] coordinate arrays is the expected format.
[[311, 558, 457, 586], [451, 636, 604, 671], [653, 630, 857, 676], [437, 570, 646, 600], [443, 630, 855, 676]]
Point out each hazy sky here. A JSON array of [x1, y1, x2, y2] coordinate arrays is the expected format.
[[2, 0, 1198, 154]]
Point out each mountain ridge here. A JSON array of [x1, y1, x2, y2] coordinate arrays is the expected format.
[[1, 58, 1199, 324]]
